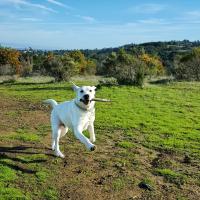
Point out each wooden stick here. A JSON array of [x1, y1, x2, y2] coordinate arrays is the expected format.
[[91, 98, 111, 102]]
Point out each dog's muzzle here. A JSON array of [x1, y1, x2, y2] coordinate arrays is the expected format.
[[80, 94, 91, 105]]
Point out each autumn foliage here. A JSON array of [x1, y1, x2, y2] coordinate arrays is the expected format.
[[139, 53, 165, 76], [0, 48, 21, 74]]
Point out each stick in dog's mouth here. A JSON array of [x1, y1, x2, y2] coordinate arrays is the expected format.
[[91, 98, 111, 102], [80, 98, 111, 104]]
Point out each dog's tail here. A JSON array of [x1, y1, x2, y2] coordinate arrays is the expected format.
[[43, 99, 58, 108]]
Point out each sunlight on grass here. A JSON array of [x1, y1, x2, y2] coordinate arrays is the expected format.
[[0, 80, 200, 199], [0, 164, 17, 182], [154, 168, 187, 186]]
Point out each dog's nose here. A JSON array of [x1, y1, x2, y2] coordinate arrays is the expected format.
[[84, 94, 89, 100]]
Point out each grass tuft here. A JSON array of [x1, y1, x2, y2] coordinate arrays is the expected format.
[[154, 168, 187, 186], [43, 187, 58, 200], [0, 164, 17, 182], [116, 141, 135, 149]]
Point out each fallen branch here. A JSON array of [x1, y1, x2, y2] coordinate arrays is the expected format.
[[91, 98, 111, 102]]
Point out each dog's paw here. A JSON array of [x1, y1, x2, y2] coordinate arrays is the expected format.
[[90, 145, 96, 151], [55, 151, 65, 158]]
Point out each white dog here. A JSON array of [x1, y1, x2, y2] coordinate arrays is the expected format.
[[44, 83, 96, 158]]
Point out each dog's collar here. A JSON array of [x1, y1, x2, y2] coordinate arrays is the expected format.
[[74, 100, 94, 112]]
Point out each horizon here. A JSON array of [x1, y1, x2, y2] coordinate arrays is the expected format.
[[0, 0, 200, 50], [1, 39, 199, 51]]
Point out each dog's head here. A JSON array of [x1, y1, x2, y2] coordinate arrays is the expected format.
[[72, 82, 96, 109]]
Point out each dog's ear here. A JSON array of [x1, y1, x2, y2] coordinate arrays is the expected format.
[[71, 81, 79, 91], [94, 85, 101, 91], [92, 86, 97, 91]]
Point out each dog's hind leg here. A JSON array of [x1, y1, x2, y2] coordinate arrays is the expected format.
[[54, 128, 65, 158], [60, 125, 68, 138], [51, 111, 65, 158]]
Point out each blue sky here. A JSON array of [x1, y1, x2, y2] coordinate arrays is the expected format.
[[0, 0, 200, 49]]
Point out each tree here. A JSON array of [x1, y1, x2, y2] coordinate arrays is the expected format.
[[68, 50, 87, 73], [139, 53, 165, 77], [20, 52, 33, 76], [174, 47, 200, 80], [102, 52, 117, 76], [85, 59, 96, 75], [0, 47, 21, 75], [42, 53, 78, 81], [102, 48, 146, 86]]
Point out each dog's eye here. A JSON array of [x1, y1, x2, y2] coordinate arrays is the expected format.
[[80, 90, 84, 93], [89, 90, 92, 92]]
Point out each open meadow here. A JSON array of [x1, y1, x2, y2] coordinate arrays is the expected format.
[[0, 78, 200, 200]]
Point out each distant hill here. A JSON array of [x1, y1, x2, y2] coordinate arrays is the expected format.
[[15, 40, 200, 75], [79, 40, 200, 74]]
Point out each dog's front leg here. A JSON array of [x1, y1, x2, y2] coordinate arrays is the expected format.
[[88, 124, 96, 143], [74, 127, 96, 151]]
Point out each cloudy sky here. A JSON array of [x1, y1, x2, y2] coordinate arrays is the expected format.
[[0, 0, 200, 49]]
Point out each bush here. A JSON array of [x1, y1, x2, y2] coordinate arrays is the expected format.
[[174, 48, 200, 81], [42, 54, 78, 82], [134, 64, 145, 87], [98, 77, 118, 87], [102, 49, 146, 86], [115, 59, 145, 86]]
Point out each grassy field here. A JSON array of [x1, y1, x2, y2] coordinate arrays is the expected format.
[[0, 78, 200, 200]]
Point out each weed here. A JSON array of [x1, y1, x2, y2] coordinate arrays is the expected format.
[[0, 187, 30, 200], [9, 130, 40, 142], [43, 187, 58, 200], [36, 170, 49, 183], [154, 168, 187, 186], [112, 178, 126, 191], [116, 141, 135, 149], [0, 164, 17, 182]]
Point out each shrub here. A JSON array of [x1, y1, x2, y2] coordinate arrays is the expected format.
[[174, 48, 200, 81], [98, 77, 118, 88], [102, 49, 146, 86], [42, 53, 78, 82]]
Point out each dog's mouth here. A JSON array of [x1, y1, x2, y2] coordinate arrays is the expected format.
[[80, 99, 91, 105]]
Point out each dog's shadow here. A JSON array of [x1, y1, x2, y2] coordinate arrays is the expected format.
[[0, 145, 54, 174]]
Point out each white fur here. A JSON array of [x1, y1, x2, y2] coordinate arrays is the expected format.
[[44, 85, 96, 158]]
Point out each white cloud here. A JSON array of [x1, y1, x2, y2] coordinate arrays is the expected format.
[[20, 17, 42, 22], [81, 16, 95, 23], [137, 18, 169, 25], [130, 3, 166, 14], [46, 0, 72, 9], [75, 15, 96, 23], [0, 0, 56, 13], [186, 11, 200, 18]]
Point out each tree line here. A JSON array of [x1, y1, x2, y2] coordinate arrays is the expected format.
[[0, 40, 200, 86]]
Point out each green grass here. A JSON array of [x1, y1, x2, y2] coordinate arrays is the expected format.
[[0, 164, 17, 182], [1, 131, 40, 142], [11, 132, 40, 142], [0, 80, 200, 157], [36, 170, 49, 183], [154, 168, 187, 186], [116, 141, 135, 149], [0, 78, 200, 199], [43, 187, 58, 200], [0, 187, 30, 200], [0, 165, 30, 200], [112, 178, 126, 191]]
